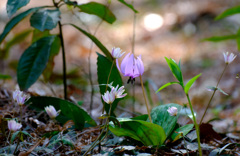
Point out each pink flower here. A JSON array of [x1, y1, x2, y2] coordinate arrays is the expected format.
[[102, 88, 115, 104], [112, 85, 127, 98], [223, 52, 236, 64], [8, 120, 22, 131], [12, 90, 28, 106], [111, 47, 125, 59], [45, 105, 60, 119], [167, 107, 178, 116], [116, 53, 144, 79]]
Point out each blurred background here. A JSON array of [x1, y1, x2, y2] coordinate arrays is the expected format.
[[1, 0, 240, 128]]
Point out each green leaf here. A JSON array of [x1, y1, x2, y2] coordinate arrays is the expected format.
[[7, 0, 30, 17], [109, 119, 166, 146], [0, 74, 11, 80], [77, 2, 116, 24], [151, 103, 182, 137], [215, 6, 240, 20], [21, 131, 32, 138], [184, 73, 201, 94], [131, 114, 148, 121], [30, 9, 61, 32], [171, 124, 194, 142], [0, 7, 43, 44], [165, 57, 183, 86], [42, 36, 61, 81], [17, 36, 56, 90], [156, 82, 179, 93], [11, 131, 20, 143], [70, 24, 112, 60], [236, 28, 240, 51], [217, 87, 228, 95], [26, 96, 96, 130], [97, 53, 122, 114], [118, 0, 138, 13], [202, 35, 238, 42]]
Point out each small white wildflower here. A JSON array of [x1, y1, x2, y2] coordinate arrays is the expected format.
[[102, 88, 115, 104], [45, 105, 60, 119], [111, 47, 125, 59], [223, 52, 236, 64], [8, 120, 22, 131], [167, 107, 178, 116]]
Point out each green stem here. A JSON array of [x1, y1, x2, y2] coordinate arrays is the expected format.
[[200, 64, 228, 124], [186, 94, 202, 156], [140, 75, 152, 123], [13, 132, 21, 155]]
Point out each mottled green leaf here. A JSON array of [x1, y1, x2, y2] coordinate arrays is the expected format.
[[151, 103, 182, 137], [109, 119, 166, 146], [171, 124, 194, 142]]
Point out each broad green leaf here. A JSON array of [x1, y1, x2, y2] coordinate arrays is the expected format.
[[30, 9, 61, 32], [31, 29, 50, 43], [203, 35, 238, 42], [151, 103, 182, 137], [97, 53, 122, 114], [215, 6, 240, 20], [42, 36, 61, 81], [0, 74, 11, 80], [26, 96, 96, 130], [1, 29, 32, 59], [118, 0, 138, 13], [77, 2, 116, 24], [131, 114, 148, 121], [156, 82, 179, 93], [0, 7, 43, 44], [17, 36, 56, 90], [165, 57, 183, 86], [109, 120, 166, 146], [70, 24, 112, 60], [184, 73, 201, 94], [171, 124, 194, 142], [7, 0, 30, 17]]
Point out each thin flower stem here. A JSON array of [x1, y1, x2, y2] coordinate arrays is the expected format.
[[101, 61, 115, 117], [199, 64, 228, 124], [140, 75, 152, 123], [186, 94, 202, 156], [20, 105, 22, 124]]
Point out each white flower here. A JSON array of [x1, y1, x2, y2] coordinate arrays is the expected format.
[[12, 90, 28, 106], [112, 85, 127, 98], [45, 105, 60, 119], [111, 47, 125, 59], [102, 88, 115, 104], [223, 52, 236, 64], [167, 107, 178, 116], [8, 120, 22, 131]]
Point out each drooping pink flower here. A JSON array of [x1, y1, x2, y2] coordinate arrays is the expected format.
[[116, 53, 144, 79], [111, 47, 125, 59], [45, 105, 60, 119], [8, 120, 22, 131], [102, 88, 115, 104], [167, 107, 178, 116], [223, 52, 236, 64]]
